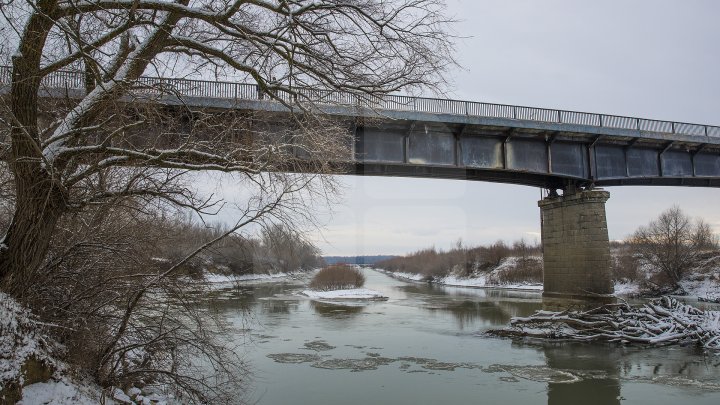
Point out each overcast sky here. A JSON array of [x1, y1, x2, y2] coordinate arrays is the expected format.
[[210, 0, 720, 256]]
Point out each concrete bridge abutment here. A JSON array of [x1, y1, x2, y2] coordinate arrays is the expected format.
[[539, 189, 615, 305]]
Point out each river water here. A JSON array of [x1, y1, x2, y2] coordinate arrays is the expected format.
[[207, 268, 720, 404]]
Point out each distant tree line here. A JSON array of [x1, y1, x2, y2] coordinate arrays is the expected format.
[[323, 255, 398, 266]]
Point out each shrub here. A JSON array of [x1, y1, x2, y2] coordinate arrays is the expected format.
[[484, 240, 511, 267], [611, 248, 640, 282], [493, 258, 543, 284], [309, 264, 366, 291]]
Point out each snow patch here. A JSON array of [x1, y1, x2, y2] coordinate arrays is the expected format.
[[0, 292, 55, 387], [380, 269, 543, 291], [613, 281, 641, 296], [18, 380, 104, 405], [204, 270, 308, 284], [302, 288, 388, 300], [385, 271, 426, 282], [680, 277, 720, 300]]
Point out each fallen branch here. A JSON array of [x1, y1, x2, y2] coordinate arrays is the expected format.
[[489, 297, 720, 351]]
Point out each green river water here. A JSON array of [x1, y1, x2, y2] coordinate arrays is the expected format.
[[206, 268, 720, 405]]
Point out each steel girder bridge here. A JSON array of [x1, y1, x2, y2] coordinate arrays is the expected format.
[[2, 66, 720, 191]]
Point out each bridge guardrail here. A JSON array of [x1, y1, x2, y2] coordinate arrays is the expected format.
[[1, 65, 718, 138]]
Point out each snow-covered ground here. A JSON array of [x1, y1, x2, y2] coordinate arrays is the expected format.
[[385, 271, 426, 282], [1, 292, 57, 391], [437, 274, 543, 291], [381, 270, 719, 299], [18, 380, 109, 405], [680, 277, 720, 300], [380, 269, 543, 291], [302, 288, 388, 300], [1, 292, 179, 405], [204, 270, 310, 284], [613, 282, 641, 297]]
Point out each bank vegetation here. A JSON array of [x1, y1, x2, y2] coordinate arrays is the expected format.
[[376, 238, 543, 286], [377, 206, 720, 296]]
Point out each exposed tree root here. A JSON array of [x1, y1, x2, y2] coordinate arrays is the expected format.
[[489, 297, 720, 351]]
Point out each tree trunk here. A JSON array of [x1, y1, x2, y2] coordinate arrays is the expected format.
[[0, 172, 66, 297], [0, 0, 64, 297]]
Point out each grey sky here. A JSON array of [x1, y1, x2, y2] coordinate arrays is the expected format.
[[210, 0, 720, 256]]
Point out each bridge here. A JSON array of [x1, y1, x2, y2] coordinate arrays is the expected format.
[[3, 66, 719, 303]]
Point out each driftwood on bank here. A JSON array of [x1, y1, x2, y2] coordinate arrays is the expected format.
[[489, 297, 720, 351]]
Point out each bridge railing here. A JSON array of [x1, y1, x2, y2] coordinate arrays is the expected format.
[[2, 65, 719, 138]]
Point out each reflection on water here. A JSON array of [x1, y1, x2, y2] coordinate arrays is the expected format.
[[260, 298, 296, 315], [202, 268, 720, 405], [309, 300, 365, 317], [426, 300, 511, 329], [396, 281, 543, 329], [542, 342, 621, 405]]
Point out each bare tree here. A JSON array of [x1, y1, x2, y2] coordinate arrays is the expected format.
[[630, 206, 718, 289], [0, 0, 454, 296], [258, 223, 322, 273]]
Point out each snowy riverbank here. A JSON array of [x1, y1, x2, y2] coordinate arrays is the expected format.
[[379, 269, 543, 292], [382, 269, 720, 300], [1, 292, 179, 404], [204, 270, 311, 285]]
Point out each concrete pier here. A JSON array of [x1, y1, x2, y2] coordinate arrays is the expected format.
[[539, 189, 614, 304]]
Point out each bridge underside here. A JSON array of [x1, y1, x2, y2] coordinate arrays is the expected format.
[[350, 162, 720, 188], [352, 119, 720, 189]]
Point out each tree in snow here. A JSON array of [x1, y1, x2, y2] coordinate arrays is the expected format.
[[630, 206, 719, 289], [0, 0, 454, 296]]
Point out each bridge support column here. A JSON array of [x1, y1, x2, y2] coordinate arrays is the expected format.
[[539, 189, 615, 304]]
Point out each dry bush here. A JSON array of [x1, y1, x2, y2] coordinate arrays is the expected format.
[[611, 245, 641, 283], [493, 258, 543, 284], [484, 240, 511, 267], [309, 265, 365, 291]]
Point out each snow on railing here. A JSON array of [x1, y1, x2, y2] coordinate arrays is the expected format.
[[1, 65, 718, 138]]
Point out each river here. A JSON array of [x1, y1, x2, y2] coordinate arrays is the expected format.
[[206, 268, 720, 404]]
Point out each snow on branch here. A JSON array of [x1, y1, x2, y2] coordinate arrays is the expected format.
[[489, 297, 720, 351]]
